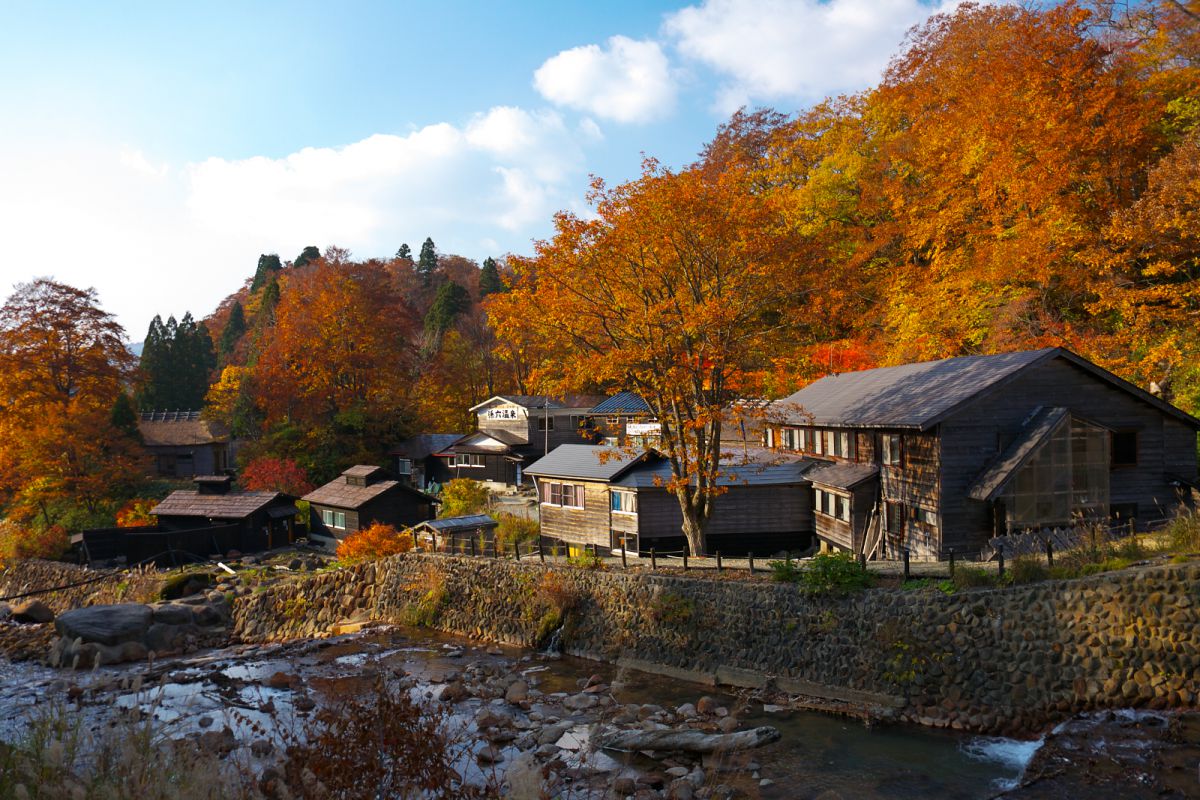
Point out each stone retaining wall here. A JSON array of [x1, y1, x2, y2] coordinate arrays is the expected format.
[[226, 554, 1200, 735], [0, 559, 165, 612]]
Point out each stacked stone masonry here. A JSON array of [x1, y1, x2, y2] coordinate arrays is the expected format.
[[230, 554, 1200, 736]]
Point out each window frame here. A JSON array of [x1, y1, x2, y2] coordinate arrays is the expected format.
[[882, 434, 902, 466], [536, 415, 556, 432], [1111, 430, 1138, 467], [610, 489, 637, 515], [541, 481, 586, 509], [396, 458, 412, 476]]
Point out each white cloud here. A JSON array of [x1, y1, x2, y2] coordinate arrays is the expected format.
[[0, 106, 590, 338], [534, 35, 675, 124], [665, 0, 965, 112]]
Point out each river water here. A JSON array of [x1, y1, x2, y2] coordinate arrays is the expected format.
[[0, 624, 1033, 798]]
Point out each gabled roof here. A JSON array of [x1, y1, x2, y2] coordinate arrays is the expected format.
[[303, 471, 438, 509], [773, 348, 1200, 431], [152, 490, 292, 519], [342, 464, 387, 480], [138, 416, 229, 447], [590, 391, 652, 415], [389, 434, 465, 460], [967, 407, 1069, 501], [449, 430, 526, 453], [469, 394, 606, 413], [806, 461, 879, 491], [413, 514, 499, 534], [524, 445, 658, 481]]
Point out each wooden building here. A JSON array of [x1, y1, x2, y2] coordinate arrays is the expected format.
[[150, 475, 299, 553], [442, 395, 603, 488], [138, 411, 231, 479], [526, 445, 814, 557], [585, 392, 661, 447], [388, 433, 462, 491], [765, 348, 1200, 559], [303, 465, 439, 551]]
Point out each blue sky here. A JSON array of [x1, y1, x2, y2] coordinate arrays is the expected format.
[[0, 0, 960, 337]]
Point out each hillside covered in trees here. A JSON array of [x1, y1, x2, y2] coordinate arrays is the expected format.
[[1, 1, 1198, 543]]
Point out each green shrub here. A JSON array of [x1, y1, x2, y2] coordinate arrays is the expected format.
[[1008, 555, 1050, 585], [567, 550, 605, 570], [952, 566, 997, 590], [797, 552, 873, 595], [493, 512, 540, 545], [766, 559, 802, 583], [648, 591, 694, 625], [437, 479, 490, 518], [1166, 512, 1200, 554]]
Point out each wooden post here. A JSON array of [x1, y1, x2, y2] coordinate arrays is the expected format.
[[492, 539, 499, 559], [1045, 539, 1053, 568], [948, 547, 956, 577], [514, 541, 521, 561], [620, 544, 627, 569], [716, 551, 722, 573], [996, 543, 1005, 578], [747, 552, 754, 574], [902, 547, 910, 581], [431, 532, 438, 553], [858, 553, 866, 572], [470, 537, 477, 558], [650, 547, 657, 570], [538, 538, 545, 563], [683, 550, 688, 571]]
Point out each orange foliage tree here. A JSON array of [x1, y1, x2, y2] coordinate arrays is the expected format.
[[0, 279, 144, 529], [115, 498, 158, 528], [336, 522, 415, 562], [490, 156, 800, 556], [240, 456, 314, 496]]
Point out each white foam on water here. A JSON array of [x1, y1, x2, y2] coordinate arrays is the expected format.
[[961, 735, 1044, 790]]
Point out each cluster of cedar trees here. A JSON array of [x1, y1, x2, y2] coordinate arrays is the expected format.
[[1, 2, 1198, 554]]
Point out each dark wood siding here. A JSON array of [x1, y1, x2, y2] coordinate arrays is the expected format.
[[637, 485, 812, 555], [813, 481, 877, 553], [939, 358, 1199, 553], [879, 431, 941, 558]]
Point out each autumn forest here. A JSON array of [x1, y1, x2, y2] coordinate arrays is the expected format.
[[1, 2, 1198, 550]]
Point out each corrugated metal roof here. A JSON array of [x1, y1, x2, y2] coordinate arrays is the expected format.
[[525, 445, 656, 481], [613, 460, 813, 489], [806, 461, 880, 490], [151, 491, 288, 519], [590, 391, 652, 415], [967, 407, 1069, 501], [774, 349, 1056, 430], [415, 514, 499, 533]]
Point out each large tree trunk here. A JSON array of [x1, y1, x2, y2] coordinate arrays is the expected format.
[[679, 502, 708, 557]]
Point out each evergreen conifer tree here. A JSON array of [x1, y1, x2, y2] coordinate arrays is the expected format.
[[424, 281, 470, 337], [396, 243, 412, 260], [479, 257, 504, 296], [250, 253, 282, 292], [294, 246, 321, 267], [417, 237, 438, 285], [219, 301, 246, 362]]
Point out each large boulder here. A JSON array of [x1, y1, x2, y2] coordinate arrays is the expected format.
[[55, 604, 152, 646]]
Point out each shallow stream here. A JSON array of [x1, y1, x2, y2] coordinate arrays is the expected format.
[[0, 624, 1033, 798]]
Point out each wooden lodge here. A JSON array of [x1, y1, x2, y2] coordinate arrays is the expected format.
[[411, 514, 500, 553], [138, 411, 231, 479], [525, 445, 814, 557], [764, 347, 1200, 559], [441, 395, 603, 488], [303, 465, 439, 551]]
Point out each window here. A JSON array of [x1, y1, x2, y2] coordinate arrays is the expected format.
[[542, 481, 585, 508], [815, 488, 850, 521], [454, 453, 484, 468], [823, 430, 835, 455], [1111, 431, 1137, 466], [396, 458, 412, 476], [910, 506, 936, 527], [886, 502, 905, 534], [605, 416, 622, 426], [536, 416, 555, 431], [610, 489, 637, 514], [882, 434, 902, 466], [835, 494, 850, 522], [321, 509, 346, 529], [813, 429, 824, 455], [611, 530, 638, 554]]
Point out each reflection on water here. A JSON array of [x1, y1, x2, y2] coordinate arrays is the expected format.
[[0, 625, 1034, 798]]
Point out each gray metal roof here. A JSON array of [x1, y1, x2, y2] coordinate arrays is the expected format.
[[414, 514, 499, 533], [775, 349, 1052, 430], [151, 491, 291, 519], [590, 391, 652, 415], [613, 459, 813, 489], [773, 348, 1200, 431], [806, 461, 880, 491], [967, 407, 1068, 501], [524, 445, 657, 481]]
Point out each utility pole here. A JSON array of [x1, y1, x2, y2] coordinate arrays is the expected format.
[[543, 398, 550, 456]]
